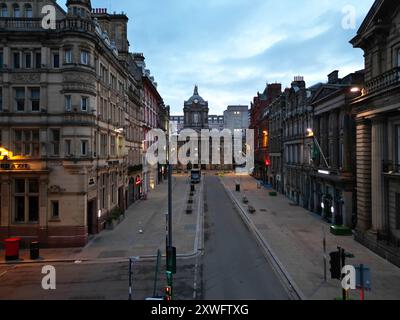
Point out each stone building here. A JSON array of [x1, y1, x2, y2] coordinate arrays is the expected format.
[[268, 92, 286, 193], [310, 70, 364, 227], [250, 83, 281, 183], [223, 105, 249, 134], [282, 77, 317, 204], [350, 0, 400, 266], [184, 85, 209, 130], [0, 0, 161, 247]]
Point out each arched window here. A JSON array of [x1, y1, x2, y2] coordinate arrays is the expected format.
[[24, 4, 32, 18], [13, 4, 20, 18], [1, 4, 8, 17]]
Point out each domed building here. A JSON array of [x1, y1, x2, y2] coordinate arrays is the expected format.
[[184, 86, 209, 130]]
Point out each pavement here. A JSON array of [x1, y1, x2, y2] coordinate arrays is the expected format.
[[201, 175, 289, 300], [220, 173, 400, 300], [0, 174, 202, 264]]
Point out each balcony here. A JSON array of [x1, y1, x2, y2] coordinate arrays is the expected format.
[[364, 67, 400, 96], [0, 17, 95, 33], [63, 113, 95, 126]]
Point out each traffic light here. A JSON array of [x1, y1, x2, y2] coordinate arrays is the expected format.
[[164, 286, 172, 301], [329, 251, 341, 280], [167, 246, 176, 274]]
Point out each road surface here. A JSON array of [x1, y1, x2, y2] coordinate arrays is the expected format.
[[201, 175, 289, 300]]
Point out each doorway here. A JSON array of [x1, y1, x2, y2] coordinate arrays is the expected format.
[[87, 200, 95, 235]]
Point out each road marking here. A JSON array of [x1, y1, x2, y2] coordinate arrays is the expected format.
[[0, 265, 17, 279]]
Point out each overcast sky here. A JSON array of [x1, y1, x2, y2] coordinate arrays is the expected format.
[[60, 0, 374, 115]]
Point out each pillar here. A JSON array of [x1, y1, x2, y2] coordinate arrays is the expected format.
[[371, 118, 387, 232], [356, 118, 372, 231]]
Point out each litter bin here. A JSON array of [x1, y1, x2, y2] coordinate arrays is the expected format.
[[235, 182, 241, 192], [30, 241, 40, 260], [4, 238, 21, 261]]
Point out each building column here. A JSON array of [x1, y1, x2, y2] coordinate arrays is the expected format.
[[356, 118, 372, 231], [371, 118, 387, 233]]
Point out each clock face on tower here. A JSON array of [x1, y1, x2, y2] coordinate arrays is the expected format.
[[194, 99, 199, 104]]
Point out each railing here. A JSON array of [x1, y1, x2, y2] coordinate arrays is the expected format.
[[64, 113, 96, 126], [383, 160, 400, 174], [364, 67, 400, 96], [0, 17, 95, 33]]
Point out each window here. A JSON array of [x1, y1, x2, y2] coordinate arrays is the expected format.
[[15, 88, 25, 111], [397, 49, 400, 67], [80, 50, 89, 65], [30, 88, 40, 112], [81, 97, 89, 111], [65, 139, 72, 156], [100, 174, 107, 209], [396, 125, 400, 170], [1, 4, 8, 17], [24, 53, 32, 69], [0, 87, 2, 112], [339, 142, 344, 169], [14, 129, 39, 157], [100, 134, 108, 157], [65, 49, 72, 64], [14, 179, 39, 223], [24, 5, 32, 18], [50, 129, 60, 156], [13, 52, 20, 69], [396, 193, 400, 230], [51, 201, 60, 219], [35, 52, 41, 69], [110, 136, 116, 156], [13, 4, 20, 18], [111, 172, 116, 204], [53, 52, 60, 68], [65, 95, 72, 111], [81, 140, 88, 156], [0, 51, 3, 69]]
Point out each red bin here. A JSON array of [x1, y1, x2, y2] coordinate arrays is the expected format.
[[4, 238, 21, 261]]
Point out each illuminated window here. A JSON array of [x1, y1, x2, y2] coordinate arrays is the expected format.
[[262, 131, 268, 148]]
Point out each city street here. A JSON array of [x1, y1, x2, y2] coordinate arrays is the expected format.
[[0, 173, 291, 300], [201, 175, 289, 300]]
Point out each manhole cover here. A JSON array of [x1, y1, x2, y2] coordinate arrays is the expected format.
[[260, 209, 267, 212], [98, 250, 127, 258]]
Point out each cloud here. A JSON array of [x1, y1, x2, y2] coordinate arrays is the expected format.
[[58, 0, 375, 114]]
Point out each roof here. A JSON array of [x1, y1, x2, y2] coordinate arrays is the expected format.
[[185, 85, 208, 106]]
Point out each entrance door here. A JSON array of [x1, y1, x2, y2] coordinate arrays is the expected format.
[[87, 200, 95, 235]]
